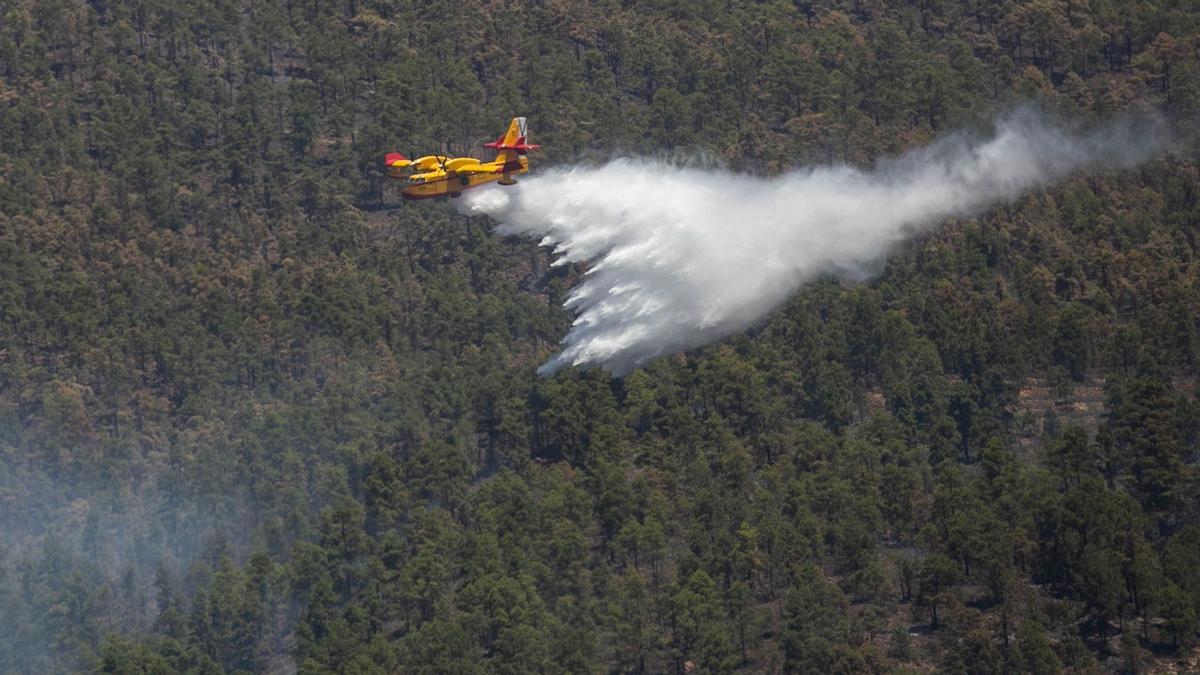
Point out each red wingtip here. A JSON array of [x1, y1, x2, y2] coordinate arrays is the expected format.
[[384, 152, 407, 164]]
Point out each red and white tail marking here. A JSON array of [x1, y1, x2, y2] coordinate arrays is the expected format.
[[485, 117, 540, 155]]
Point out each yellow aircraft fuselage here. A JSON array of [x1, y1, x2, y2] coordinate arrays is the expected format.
[[393, 156, 529, 200], [385, 117, 538, 201]]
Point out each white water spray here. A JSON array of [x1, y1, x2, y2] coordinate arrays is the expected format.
[[462, 111, 1167, 375]]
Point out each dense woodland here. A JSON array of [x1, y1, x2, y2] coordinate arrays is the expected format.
[[1, 0, 1199, 672]]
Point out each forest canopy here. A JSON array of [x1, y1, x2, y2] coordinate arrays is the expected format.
[[0, 0, 1198, 673]]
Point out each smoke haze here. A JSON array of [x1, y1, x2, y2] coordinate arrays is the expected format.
[[462, 111, 1168, 375]]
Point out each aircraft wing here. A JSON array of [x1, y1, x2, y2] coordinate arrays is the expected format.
[[454, 164, 504, 175], [413, 155, 451, 171]]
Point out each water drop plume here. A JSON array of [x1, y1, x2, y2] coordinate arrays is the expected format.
[[462, 110, 1167, 375]]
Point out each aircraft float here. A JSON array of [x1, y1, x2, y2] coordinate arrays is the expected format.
[[385, 116, 539, 200]]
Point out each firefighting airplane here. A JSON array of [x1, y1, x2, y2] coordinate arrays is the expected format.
[[384, 117, 539, 200]]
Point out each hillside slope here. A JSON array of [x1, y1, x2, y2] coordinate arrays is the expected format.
[[1, 1, 1198, 672]]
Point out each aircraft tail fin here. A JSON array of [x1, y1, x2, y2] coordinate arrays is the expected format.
[[486, 117, 539, 163]]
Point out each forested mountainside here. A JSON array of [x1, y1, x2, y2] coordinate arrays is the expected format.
[[1, 1, 1199, 672]]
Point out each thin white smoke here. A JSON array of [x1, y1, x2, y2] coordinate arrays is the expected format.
[[461, 110, 1167, 375]]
